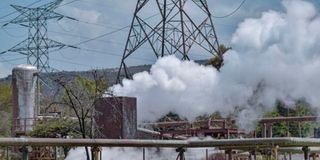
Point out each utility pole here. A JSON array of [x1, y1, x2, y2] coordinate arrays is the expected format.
[[117, 0, 222, 83]]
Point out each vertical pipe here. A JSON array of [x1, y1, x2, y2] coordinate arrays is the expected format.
[[299, 122, 302, 137], [262, 123, 267, 138], [227, 129, 230, 139], [286, 122, 290, 137], [302, 146, 309, 160], [206, 149, 208, 160], [289, 152, 292, 160], [176, 148, 185, 160], [284, 152, 287, 160], [268, 124, 273, 138], [100, 149, 102, 160], [54, 147, 57, 160], [6, 146, 9, 160], [22, 146, 29, 160], [143, 148, 145, 160], [91, 147, 101, 160], [225, 150, 232, 160], [271, 145, 278, 160], [311, 153, 317, 160]]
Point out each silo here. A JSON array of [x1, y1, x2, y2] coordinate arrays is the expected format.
[[12, 64, 38, 135]]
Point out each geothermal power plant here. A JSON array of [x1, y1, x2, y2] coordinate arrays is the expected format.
[[5, 63, 320, 160], [1, 0, 320, 160]]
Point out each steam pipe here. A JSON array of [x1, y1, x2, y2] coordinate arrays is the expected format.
[[138, 128, 187, 140], [142, 116, 320, 127], [1, 138, 320, 148]]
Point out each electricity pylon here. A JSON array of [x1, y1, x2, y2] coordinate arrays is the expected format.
[[1, 0, 75, 72], [0, 0, 76, 116], [117, 0, 222, 83]]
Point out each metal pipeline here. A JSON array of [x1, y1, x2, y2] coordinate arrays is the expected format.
[[1, 138, 320, 148], [137, 128, 187, 140]]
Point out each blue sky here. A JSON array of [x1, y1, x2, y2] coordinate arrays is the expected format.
[[0, 0, 303, 78]]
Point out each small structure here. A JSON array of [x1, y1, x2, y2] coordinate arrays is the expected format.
[[12, 64, 38, 136], [143, 119, 245, 139], [94, 96, 137, 139]]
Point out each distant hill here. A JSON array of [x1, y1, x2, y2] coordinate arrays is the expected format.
[[0, 59, 208, 92]]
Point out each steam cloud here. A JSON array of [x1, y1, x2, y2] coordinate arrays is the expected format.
[[65, 147, 220, 160], [66, 0, 319, 159], [112, 0, 320, 130]]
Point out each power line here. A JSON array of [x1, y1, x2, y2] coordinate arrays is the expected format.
[[72, 13, 159, 46], [59, 0, 82, 7], [48, 30, 153, 51], [74, 26, 129, 46], [49, 30, 124, 45], [75, 19, 121, 30], [0, 56, 25, 63], [1, 27, 26, 38], [0, 0, 42, 20], [212, 0, 247, 18], [51, 57, 104, 68], [80, 48, 155, 62]]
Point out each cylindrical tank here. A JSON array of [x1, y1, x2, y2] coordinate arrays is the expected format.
[[12, 64, 38, 135]]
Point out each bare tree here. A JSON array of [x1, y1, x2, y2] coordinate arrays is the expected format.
[[52, 71, 107, 160]]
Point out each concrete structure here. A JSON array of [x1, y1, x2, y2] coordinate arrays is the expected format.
[[12, 64, 38, 135], [94, 97, 137, 139]]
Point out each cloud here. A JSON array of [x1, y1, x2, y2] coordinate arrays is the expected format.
[[111, 0, 320, 130]]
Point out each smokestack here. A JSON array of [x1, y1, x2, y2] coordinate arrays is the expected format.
[[12, 64, 38, 136]]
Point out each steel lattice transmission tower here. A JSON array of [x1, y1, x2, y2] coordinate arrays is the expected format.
[[1, 0, 74, 72], [117, 0, 222, 82]]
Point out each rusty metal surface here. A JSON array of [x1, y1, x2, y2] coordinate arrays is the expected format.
[[94, 97, 137, 139], [1, 138, 320, 148]]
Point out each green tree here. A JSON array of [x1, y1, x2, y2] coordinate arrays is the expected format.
[[157, 112, 187, 122], [207, 44, 232, 71]]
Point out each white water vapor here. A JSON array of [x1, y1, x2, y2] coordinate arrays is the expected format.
[[65, 147, 219, 160], [112, 0, 320, 130]]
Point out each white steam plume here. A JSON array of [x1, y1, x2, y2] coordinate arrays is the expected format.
[[65, 147, 220, 160], [111, 0, 320, 130]]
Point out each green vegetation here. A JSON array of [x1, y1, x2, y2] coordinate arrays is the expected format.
[[207, 44, 232, 70], [157, 98, 318, 138], [0, 83, 12, 137], [29, 118, 79, 138], [157, 112, 187, 122], [261, 99, 317, 137]]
